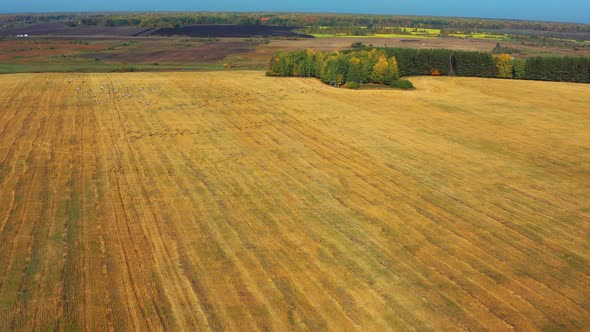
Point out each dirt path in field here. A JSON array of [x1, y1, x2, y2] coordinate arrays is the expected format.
[[0, 72, 588, 331]]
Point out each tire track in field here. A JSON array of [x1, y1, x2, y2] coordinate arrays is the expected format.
[[0, 80, 39, 190], [131, 79, 271, 330], [98, 88, 154, 330], [81, 77, 146, 330], [16, 84, 67, 330], [0, 190, 15, 235], [0, 80, 30, 240], [159, 150, 287, 331], [89, 91, 117, 331], [140, 121, 238, 330], [74, 86, 90, 331], [0, 92, 45, 266], [57, 82, 89, 331], [106, 76, 196, 330], [89, 75, 123, 331], [88, 80, 139, 330], [4, 84, 55, 330], [30, 95, 67, 331], [96, 75, 172, 330]]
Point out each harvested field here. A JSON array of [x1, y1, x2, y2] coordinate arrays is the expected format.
[[264, 37, 590, 58], [0, 22, 152, 37], [1, 35, 587, 74], [0, 39, 115, 62], [0, 72, 588, 330], [152, 24, 312, 38], [0, 38, 259, 73], [79, 40, 261, 64]]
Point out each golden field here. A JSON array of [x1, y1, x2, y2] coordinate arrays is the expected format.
[[0, 71, 588, 331]]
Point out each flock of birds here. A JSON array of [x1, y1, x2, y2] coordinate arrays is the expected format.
[[46, 76, 160, 108]]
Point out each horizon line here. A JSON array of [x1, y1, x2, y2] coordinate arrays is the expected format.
[[0, 10, 588, 25]]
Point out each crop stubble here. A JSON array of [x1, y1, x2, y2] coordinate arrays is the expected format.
[[0, 72, 588, 330]]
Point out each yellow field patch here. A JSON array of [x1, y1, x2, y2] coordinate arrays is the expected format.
[[0, 72, 588, 330]]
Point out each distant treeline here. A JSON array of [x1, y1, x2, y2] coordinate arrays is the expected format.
[[381, 47, 590, 82], [379, 48, 497, 78], [523, 56, 590, 82], [0, 14, 71, 26], [268, 47, 590, 84], [90, 14, 590, 34], [1, 13, 588, 35]]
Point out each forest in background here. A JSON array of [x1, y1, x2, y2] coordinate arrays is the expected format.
[[1, 12, 589, 36], [268, 47, 590, 86]]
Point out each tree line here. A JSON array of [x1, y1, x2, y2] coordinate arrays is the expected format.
[[4, 13, 586, 35], [378, 48, 497, 78], [267, 49, 407, 88], [86, 13, 588, 34], [521, 56, 590, 82], [268, 47, 590, 85]]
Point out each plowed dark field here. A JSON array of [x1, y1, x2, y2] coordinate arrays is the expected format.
[[152, 24, 313, 38], [0, 22, 154, 37]]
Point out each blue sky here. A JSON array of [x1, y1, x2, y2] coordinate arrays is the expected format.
[[1, 0, 589, 24]]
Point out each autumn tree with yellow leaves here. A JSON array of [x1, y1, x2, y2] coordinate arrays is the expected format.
[[495, 54, 513, 79]]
